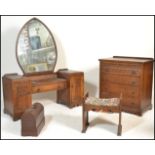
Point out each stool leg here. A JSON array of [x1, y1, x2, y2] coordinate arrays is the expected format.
[[117, 111, 122, 136], [86, 110, 89, 126], [82, 106, 89, 133]]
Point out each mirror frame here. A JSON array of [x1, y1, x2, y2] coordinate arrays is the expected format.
[[16, 17, 58, 76]]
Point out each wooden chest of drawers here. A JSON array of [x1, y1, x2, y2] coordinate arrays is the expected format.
[[99, 56, 153, 116]]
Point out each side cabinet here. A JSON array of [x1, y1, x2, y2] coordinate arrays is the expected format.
[[57, 70, 84, 108], [2, 74, 32, 120]]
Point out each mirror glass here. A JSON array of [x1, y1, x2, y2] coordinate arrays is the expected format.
[[16, 18, 57, 74]]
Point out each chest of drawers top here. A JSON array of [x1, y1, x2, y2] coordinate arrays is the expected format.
[[99, 56, 153, 75], [99, 56, 153, 63]]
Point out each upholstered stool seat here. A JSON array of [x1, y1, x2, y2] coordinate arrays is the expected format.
[[85, 97, 120, 106], [82, 93, 122, 136]]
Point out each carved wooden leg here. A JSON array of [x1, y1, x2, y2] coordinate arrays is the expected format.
[[117, 111, 122, 136]]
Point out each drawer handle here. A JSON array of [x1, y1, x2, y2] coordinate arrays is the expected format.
[[105, 68, 109, 72], [131, 81, 136, 85], [131, 70, 136, 75], [131, 91, 135, 95], [37, 88, 40, 92]]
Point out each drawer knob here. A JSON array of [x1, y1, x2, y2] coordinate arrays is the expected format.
[[131, 91, 135, 95], [131, 70, 136, 75], [131, 81, 136, 85], [105, 68, 109, 72], [37, 88, 40, 92]]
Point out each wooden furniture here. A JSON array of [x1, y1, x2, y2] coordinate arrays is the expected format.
[[2, 70, 84, 121], [99, 56, 153, 116], [57, 70, 84, 108], [82, 93, 122, 136], [2, 73, 32, 121], [2, 18, 84, 121], [21, 102, 45, 136]]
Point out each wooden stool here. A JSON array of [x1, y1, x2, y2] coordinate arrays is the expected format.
[[21, 102, 45, 136], [82, 93, 122, 136]]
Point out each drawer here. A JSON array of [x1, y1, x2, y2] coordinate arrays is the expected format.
[[100, 91, 140, 107], [100, 62, 142, 69], [100, 83, 139, 98], [122, 105, 140, 115], [32, 80, 67, 93], [101, 74, 140, 86], [100, 63, 142, 76], [122, 98, 140, 107]]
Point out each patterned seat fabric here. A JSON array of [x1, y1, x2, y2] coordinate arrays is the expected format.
[[85, 97, 120, 106]]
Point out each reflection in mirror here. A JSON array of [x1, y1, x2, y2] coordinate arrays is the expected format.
[[16, 18, 57, 74]]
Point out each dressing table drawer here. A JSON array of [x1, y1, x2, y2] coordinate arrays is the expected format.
[[32, 78, 67, 93]]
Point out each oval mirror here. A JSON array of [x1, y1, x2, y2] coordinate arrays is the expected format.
[[16, 18, 57, 75]]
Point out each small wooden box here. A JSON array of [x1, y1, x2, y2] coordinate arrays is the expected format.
[[21, 103, 45, 136]]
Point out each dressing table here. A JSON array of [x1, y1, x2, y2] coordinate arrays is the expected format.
[[2, 18, 84, 121]]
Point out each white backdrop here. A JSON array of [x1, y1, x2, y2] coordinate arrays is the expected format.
[[1, 15, 154, 154], [1, 16, 154, 101], [0, 0, 155, 15]]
